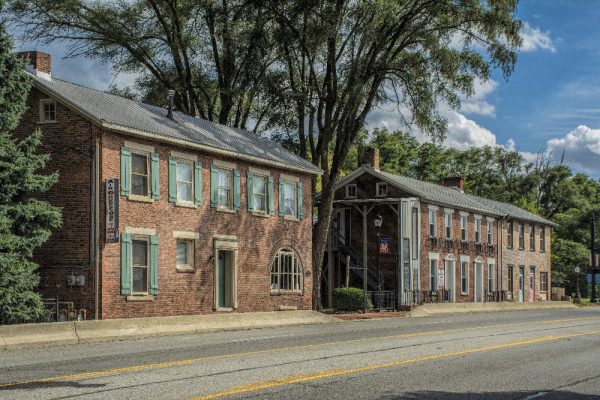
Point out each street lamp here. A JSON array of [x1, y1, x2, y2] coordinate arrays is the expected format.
[[374, 214, 383, 310], [574, 266, 581, 303]]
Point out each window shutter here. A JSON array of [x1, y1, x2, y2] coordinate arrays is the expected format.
[[247, 172, 254, 212], [168, 156, 177, 203], [149, 235, 159, 296], [120, 233, 132, 295], [120, 147, 131, 196], [210, 165, 218, 207], [279, 180, 285, 217], [151, 153, 160, 200], [233, 169, 241, 211], [267, 176, 274, 216], [194, 161, 203, 206], [297, 181, 304, 220]]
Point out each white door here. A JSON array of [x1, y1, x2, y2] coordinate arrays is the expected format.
[[474, 262, 483, 302], [446, 260, 455, 303]]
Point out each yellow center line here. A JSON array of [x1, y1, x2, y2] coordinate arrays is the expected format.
[[190, 330, 600, 400], [1, 315, 598, 389]]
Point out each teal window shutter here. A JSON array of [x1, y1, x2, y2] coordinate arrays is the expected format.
[[279, 180, 285, 217], [210, 165, 218, 207], [194, 161, 203, 206], [297, 181, 304, 220], [150, 235, 159, 295], [247, 172, 254, 212], [267, 176, 274, 216], [168, 156, 177, 203], [151, 153, 160, 200], [233, 169, 241, 211], [120, 233, 132, 295], [120, 147, 131, 196]]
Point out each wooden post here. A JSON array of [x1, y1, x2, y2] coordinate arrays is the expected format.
[[345, 255, 350, 288]]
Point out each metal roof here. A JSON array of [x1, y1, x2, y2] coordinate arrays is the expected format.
[[30, 74, 321, 175]]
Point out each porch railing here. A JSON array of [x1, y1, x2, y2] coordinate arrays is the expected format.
[[486, 290, 508, 302], [368, 290, 396, 310]]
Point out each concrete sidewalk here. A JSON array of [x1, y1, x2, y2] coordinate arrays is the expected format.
[[409, 301, 577, 317], [0, 310, 338, 351]]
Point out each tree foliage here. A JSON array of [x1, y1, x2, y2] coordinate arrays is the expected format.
[[0, 10, 62, 324]]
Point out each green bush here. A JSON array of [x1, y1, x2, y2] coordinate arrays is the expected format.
[[332, 287, 372, 312]]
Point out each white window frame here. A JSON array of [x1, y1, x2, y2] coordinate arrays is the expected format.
[[540, 226, 546, 252], [345, 184, 357, 199], [444, 211, 453, 239], [474, 216, 482, 244], [131, 235, 150, 295], [376, 182, 387, 197], [540, 272, 548, 292], [175, 158, 194, 205], [529, 225, 536, 251], [40, 99, 57, 123], [518, 223, 525, 249], [429, 256, 438, 291], [253, 174, 268, 214], [283, 180, 298, 218], [270, 248, 303, 293], [487, 220, 493, 245], [130, 150, 151, 200], [216, 167, 233, 209], [428, 209, 437, 238], [175, 239, 194, 270], [460, 212, 468, 241], [488, 263, 494, 293], [460, 261, 469, 295]]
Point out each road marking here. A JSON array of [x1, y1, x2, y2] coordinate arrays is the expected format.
[[521, 392, 549, 400], [190, 331, 600, 400], [1, 315, 598, 389]]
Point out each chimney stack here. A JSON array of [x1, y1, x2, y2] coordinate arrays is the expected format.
[[443, 176, 465, 193], [18, 51, 52, 80], [359, 147, 380, 171], [167, 89, 175, 119]]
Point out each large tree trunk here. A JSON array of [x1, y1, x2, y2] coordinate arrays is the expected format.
[[311, 174, 335, 311]]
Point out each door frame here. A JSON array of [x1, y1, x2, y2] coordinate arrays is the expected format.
[[519, 266, 525, 303], [474, 258, 484, 303], [529, 266, 536, 302], [445, 256, 455, 303], [214, 235, 238, 311]]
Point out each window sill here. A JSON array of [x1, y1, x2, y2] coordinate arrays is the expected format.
[[216, 207, 235, 214], [176, 266, 196, 273], [37, 120, 58, 125], [270, 290, 303, 296], [216, 307, 234, 312], [283, 215, 300, 222], [175, 201, 197, 209], [126, 295, 155, 301], [128, 195, 154, 203], [252, 211, 270, 218]]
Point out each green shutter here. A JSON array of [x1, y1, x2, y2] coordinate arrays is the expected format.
[[233, 169, 241, 211], [267, 176, 274, 216], [247, 172, 254, 212], [151, 153, 160, 200], [150, 235, 159, 295], [120, 147, 131, 196], [120, 233, 132, 295], [297, 181, 304, 220], [279, 180, 285, 217], [210, 165, 218, 207], [168, 156, 177, 203], [194, 161, 203, 206]]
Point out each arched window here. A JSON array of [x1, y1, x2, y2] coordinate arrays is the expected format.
[[271, 248, 303, 292]]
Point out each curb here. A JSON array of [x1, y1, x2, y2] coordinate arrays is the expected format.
[[409, 301, 577, 318], [0, 311, 338, 351]]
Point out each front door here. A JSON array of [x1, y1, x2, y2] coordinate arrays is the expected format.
[[446, 260, 455, 303], [519, 267, 525, 303], [529, 267, 536, 302], [217, 251, 234, 309], [474, 262, 483, 302]]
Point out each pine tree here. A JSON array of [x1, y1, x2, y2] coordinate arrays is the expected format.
[[0, 6, 62, 324]]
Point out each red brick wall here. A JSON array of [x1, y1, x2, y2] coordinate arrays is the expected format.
[[99, 130, 314, 319]]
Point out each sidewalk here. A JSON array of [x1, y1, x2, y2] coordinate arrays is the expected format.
[[409, 300, 577, 317], [0, 310, 338, 351]]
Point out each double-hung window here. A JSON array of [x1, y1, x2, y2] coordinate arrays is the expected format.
[[460, 214, 468, 241], [475, 217, 482, 243], [121, 142, 160, 201], [283, 181, 297, 217], [540, 227, 546, 252], [508, 266, 514, 293], [529, 225, 536, 251], [488, 264, 494, 292], [271, 248, 303, 292], [428, 209, 437, 238], [217, 168, 232, 208], [540, 272, 548, 292], [460, 261, 469, 294], [176, 239, 194, 270], [253, 175, 267, 213], [518, 223, 525, 249], [132, 236, 150, 295], [176, 160, 194, 203], [487, 220, 493, 245], [278, 175, 303, 219], [376, 182, 387, 197], [445, 212, 452, 239], [40, 99, 56, 122], [210, 162, 240, 211], [507, 221, 514, 249], [131, 152, 150, 197], [430, 258, 438, 290]]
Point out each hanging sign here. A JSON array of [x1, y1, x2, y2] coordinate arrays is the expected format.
[[378, 235, 391, 255], [106, 178, 119, 243]]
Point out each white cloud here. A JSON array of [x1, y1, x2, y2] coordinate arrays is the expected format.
[[443, 110, 497, 150], [460, 78, 498, 117], [520, 22, 556, 53], [545, 125, 600, 173]]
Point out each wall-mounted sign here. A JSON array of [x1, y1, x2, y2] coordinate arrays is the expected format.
[[378, 235, 390, 255], [106, 178, 119, 243]]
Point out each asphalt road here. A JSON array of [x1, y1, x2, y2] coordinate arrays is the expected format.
[[1, 308, 600, 400]]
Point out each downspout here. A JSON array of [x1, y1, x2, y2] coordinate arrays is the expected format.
[[94, 135, 100, 320]]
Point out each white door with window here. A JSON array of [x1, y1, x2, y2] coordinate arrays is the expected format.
[[445, 259, 455, 303], [474, 262, 484, 302]]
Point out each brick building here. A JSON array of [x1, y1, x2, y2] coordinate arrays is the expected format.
[[13, 51, 320, 320], [324, 149, 554, 309]]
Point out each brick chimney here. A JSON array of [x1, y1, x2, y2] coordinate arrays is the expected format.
[[18, 51, 52, 80], [443, 176, 465, 193], [359, 147, 380, 171]]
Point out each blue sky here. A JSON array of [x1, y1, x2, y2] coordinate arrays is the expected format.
[[10, 1, 600, 176]]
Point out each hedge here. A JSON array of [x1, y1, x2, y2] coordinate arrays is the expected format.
[[332, 287, 372, 312]]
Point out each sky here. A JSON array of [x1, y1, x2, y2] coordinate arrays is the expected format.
[[10, 1, 600, 177]]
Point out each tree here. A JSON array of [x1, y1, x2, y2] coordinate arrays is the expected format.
[[0, 10, 62, 324]]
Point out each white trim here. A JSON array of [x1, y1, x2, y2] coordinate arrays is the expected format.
[[175, 238, 195, 270], [428, 204, 439, 211], [445, 253, 455, 260], [173, 231, 200, 240], [475, 256, 485, 263], [214, 235, 238, 250], [171, 150, 197, 161], [213, 159, 236, 170], [39, 98, 57, 123], [280, 173, 300, 183], [474, 214, 482, 220], [125, 141, 155, 154], [460, 255, 470, 262], [460, 211, 469, 217], [125, 226, 156, 236], [376, 182, 388, 197], [487, 257, 496, 265], [428, 252, 440, 260], [345, 184, 357, 199], [249, 166, 271, 176], [444, 208, 454, 214], [486, 216, 495, 222]]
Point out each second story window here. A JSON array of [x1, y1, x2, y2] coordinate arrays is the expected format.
[[460, 214, 468, 241], [176, 160, 193, 203], [474, 217, 482, 243], [253, 175, 267, 213], [428, 209, 437, 238], [487, 220, 493, 245], [40, 99, 56, 122], [376, 182, 387, 197], [530, 225, 536, 251], [283, 181, 297, 216], [131, 152, 150, 197], [445, 212, 452, 239], [345, 184, 357, 198], [507, 221, 514, 249], [216, 168, 232, 208], [120, 143, 159, 201], [210, 162, 240, 211], [278, 176, 303, 220], [540, 226, 546, 252], [518, 223, 525, 249]]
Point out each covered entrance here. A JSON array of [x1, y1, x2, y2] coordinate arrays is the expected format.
[[214, 236, 238, 311]]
